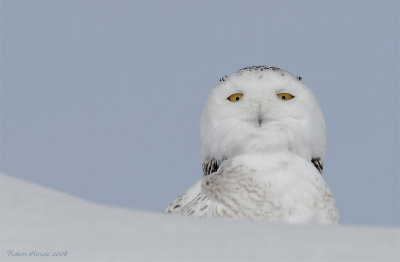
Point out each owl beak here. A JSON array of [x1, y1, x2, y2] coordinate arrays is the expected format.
[[258, 114, 263, 127], [257, 105, 263, 127]]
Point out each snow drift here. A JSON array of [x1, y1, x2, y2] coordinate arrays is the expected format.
[[0, 173, 398, 261]]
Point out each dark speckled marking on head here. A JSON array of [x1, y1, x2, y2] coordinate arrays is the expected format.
[[219, 75, 228, 82], [219, 66, 303, 83]]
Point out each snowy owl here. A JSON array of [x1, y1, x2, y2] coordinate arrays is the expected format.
[[165, 66, 339, 224]]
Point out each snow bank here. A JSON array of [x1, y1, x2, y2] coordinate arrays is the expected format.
[[1, 173, 398, 261]]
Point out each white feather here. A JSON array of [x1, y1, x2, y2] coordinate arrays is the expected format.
[[165, 66, 339, 223]]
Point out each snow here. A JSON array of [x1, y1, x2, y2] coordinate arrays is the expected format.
[[1, 173, 399, 262]]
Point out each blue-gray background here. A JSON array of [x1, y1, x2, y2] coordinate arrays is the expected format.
[[1, 2, 398, 226]]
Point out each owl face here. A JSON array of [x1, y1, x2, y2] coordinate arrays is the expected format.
[[200, 67, 326, 168]]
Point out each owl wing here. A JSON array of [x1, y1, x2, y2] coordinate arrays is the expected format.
[[164, 180, 202, 214], [164, 179, 214, 216]]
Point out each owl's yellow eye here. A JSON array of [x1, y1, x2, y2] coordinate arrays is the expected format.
[[277, 93, 294, 101], [227, 93, 243, 102]]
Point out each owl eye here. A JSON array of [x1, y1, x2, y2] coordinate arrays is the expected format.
[[277, 93, 294, 101], [227, 93, 243, 102]]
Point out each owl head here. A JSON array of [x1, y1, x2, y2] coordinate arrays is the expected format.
[[200, 66, 326, 176]]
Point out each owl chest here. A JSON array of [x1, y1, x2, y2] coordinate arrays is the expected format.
[[203, 172, 285, 219], [203, 166, 324, 221]]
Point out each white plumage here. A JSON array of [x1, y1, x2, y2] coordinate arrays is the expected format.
[[165, 66, 339, 224]]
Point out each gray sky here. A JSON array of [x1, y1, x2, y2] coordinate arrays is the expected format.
[[1, 1, 398, 226]]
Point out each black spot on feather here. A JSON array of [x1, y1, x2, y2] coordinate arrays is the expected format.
[[311, 157, 323, 174]]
